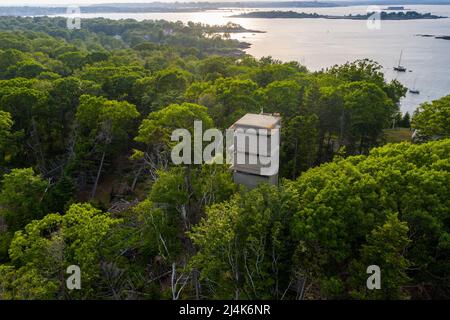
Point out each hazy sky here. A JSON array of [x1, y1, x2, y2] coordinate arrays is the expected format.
[[0, 1, 193, 5], [0, 0, 357, 6], [2, 1, 215, 6]]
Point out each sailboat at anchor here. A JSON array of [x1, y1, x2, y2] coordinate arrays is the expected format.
[[394, 50, 407, 72], [409, 78, 420, 94]]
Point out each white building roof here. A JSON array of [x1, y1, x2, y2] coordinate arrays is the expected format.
[[229, 113, 281, 130]]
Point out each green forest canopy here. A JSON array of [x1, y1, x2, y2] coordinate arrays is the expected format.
[[0, 16, 448, 300]]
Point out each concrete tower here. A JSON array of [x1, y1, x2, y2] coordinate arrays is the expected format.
[[229, 113, 281, 189]]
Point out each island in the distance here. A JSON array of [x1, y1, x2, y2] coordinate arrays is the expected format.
[[230, 10, 447, 20], [416, 34, 450, 41], [383, 6, 410, 11]]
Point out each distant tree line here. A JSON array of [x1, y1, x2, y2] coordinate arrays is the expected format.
[[231, 10, 446, 20]]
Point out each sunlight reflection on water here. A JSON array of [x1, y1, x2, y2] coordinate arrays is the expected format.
[[57, 5, 450, 113]]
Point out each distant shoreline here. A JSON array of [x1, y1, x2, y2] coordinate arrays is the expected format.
[[1, 2, 450, 17], [230, 10, 447, 20], [416, 34, 450, 40]]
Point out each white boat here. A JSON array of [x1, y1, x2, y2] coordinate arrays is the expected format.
[[394, 50, 407, 72]]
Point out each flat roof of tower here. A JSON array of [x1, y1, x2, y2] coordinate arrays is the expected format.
[[230, 113, 281, 130]]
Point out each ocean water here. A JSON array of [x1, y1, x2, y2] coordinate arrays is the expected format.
[[56, 5, 450, 113]]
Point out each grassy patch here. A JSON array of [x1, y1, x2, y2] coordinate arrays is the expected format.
[[383, 128, 413, 143]]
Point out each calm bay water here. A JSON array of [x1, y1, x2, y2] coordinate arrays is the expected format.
[[62, 5, 450, 113]]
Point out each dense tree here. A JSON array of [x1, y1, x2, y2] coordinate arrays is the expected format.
[[0, 87, 48, 130], [190, 139, 449, 300], [0, 49, 26, 74], [287, 139, 450, 299], [134, 102, 214, 176], [0, 111, 14, 160], [72, 95, 140, 198], [250, 60, 305, 87], [348, 213, 410, 299], [0, 16, 447, 301], [103, 72, 142, 102], [6, 59, 47, 79], [0, 203, 121, 299], [339, 81, 396, 153], [57, 51, 88, 71], [281, 114, 319, 178], [137, 164, 236, 299], [412, 94, 450, 138], [149, 165, 235, 227], [260, 80, 303, 117], [131, 198, 181, 261], [400, 112, 411, 128], [197, 56, 236, 81], [0, 86, 50, 168], [328, 59, 407, 105], [190, 184, 296, 299], [133, 68, 191, 112], [0, 168, 48, 232], [210, 78, 259, 128]]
